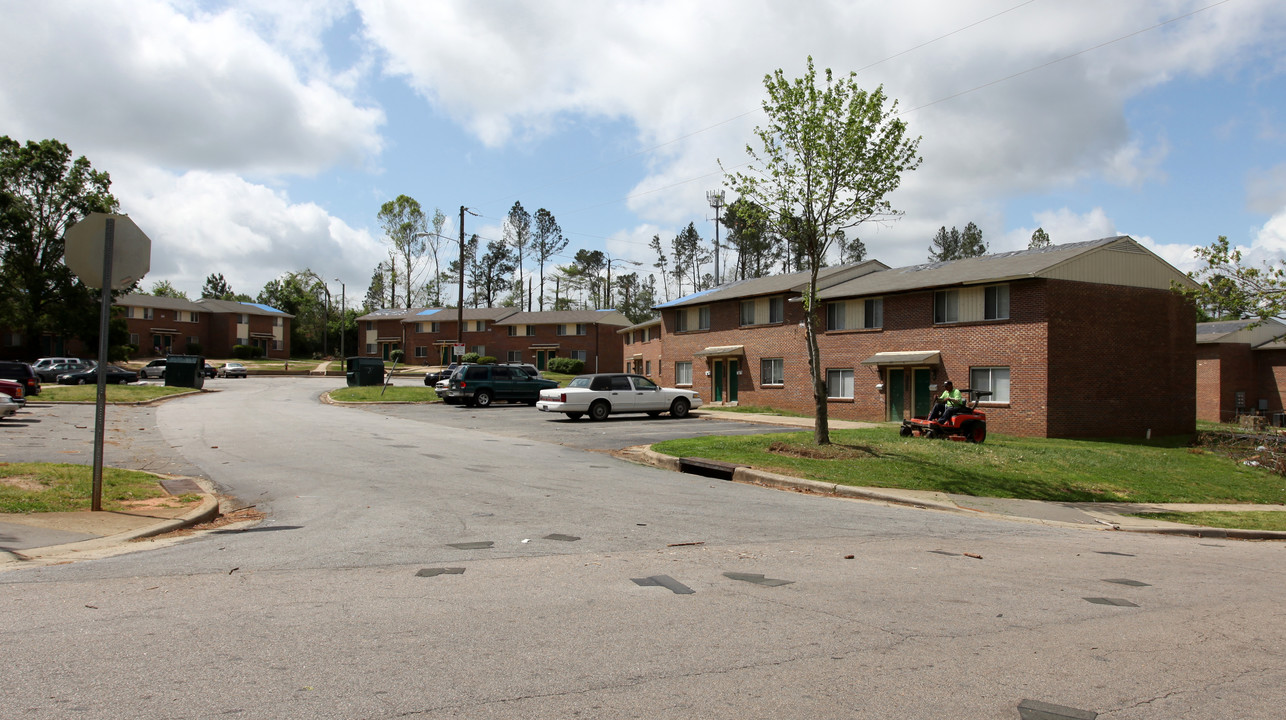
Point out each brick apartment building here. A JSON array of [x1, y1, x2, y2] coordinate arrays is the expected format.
[[657, 237, 1197, 438], [119, 294, 293, 359], [619, 318, 663, 377], [1195, 318, 1286, 423], [358, 307, 630, 371]]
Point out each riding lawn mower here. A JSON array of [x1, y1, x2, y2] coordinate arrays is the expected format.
[[900, 389, 992, 443]]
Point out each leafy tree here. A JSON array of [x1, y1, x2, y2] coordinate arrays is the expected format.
[[425, 208, 448, 306], [723, 197, 779, 280], [258, 270, 326, 355], [725, 57, 921, 444], [377, 194, 428, 309], [959, 221, 986, 258], [202, 272, 236, 300], [444, 233, 479, 307], [572, 249, 606, 307], [837, 230, 866, 264], [505, 202, 531, 309], [1029, 227, 1051, 249], [532, 208, 567, 311], [473, 238, 514, 307], [928, 226, 959, 261], [364, 260, 391, 311], [0, 136, 117, 358], [615, 272, 658, 324], [150, 279, 187, 299], [1181, 235, 1286, 323]]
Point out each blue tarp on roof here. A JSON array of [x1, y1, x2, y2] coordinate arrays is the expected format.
[[242, 302, 285, 314], [654, 287, 720, 309]]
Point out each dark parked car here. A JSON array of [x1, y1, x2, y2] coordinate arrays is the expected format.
[[424, 363, 459, 386], [444, 364, 559, 407], [0, 360, 40, 396], [36, 360, 94, 382], [57, 365, 138, 385], [203, 363, 218, 378]]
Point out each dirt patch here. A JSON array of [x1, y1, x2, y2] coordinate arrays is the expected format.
[[0, 475, 49, 492], [767, 441, 880, 460], [139, 499, 266, 541], [117, 495, 200, 511]]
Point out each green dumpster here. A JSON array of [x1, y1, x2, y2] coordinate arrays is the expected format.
[[346, 357, 385, 387], [164, 354, 205, 389]]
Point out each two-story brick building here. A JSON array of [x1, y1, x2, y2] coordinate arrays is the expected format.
[[493, 310, 631, 372], [118, 294, 293, 359], [658, 237, 1197, 438], [1195, 318, 1286, 422], [619, 318, 663, 377]]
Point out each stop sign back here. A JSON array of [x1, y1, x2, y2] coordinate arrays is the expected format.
[[64, 213, 151, 290]]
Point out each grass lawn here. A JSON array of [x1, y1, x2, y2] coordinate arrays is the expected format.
[[38, 385, 197, 403], [651, 427, 1286, 505], [1128, 511, 1286, 531], [0, 463, 192, 513], [328, 386, 439, 402], [707, 405, 810, 418]]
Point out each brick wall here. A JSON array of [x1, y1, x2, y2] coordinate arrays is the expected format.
[[1254, 349, 1286, 416], [1045, 280, 1194, 437]]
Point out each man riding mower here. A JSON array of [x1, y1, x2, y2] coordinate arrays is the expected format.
[[900, 381, 991, 443]]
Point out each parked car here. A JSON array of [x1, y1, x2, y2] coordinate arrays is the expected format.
[[138, 359, 167, 379], [500, 362, 541, 378], [536, 373, 702, 421], [36, 359, 94, 382], [219, 362, 248, 378], [57, 365, 138, 385], [424, 363, 459, 386], [0, 378, 27, 406], [0, 360, 40, 396], [0, 394, 18, 420], [203, 363, 218, 378], [443, 363, 559, 407], [32, 357, 83, 373]]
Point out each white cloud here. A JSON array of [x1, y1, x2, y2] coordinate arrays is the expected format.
[[110, 164, 383, 299], [0, 0, 384, 176]]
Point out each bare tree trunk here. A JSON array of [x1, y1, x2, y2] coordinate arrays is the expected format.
[[804, 273, 831, 445]]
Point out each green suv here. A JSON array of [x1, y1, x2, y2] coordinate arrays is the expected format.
[[444, 364, 559, 407]]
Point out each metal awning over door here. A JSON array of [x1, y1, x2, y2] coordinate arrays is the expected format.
[[859, 350, 941, 366]]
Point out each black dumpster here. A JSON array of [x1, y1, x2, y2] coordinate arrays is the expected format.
[[346, 357, 385, 387], [164, 354, 205, 389]]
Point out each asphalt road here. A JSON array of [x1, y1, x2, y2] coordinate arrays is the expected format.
[[2, 378, 1284, 719]]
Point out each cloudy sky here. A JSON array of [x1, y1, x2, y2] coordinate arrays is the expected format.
[[3, 0, 1285, 307]]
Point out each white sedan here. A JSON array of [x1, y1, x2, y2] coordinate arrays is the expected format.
[[537, 373, 701, 421]]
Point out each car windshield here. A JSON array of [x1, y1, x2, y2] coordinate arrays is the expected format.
[[568, 377, 593, 388]]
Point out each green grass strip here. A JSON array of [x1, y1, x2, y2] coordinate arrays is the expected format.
[[0, 463, 172, 513]]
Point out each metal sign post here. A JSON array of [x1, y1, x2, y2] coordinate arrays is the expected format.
[[89, 219, 115, 511]]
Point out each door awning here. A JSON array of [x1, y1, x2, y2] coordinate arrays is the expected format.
[[859, 350, 941, 366], [693, 345, 745, 357], [529, 343, 560, 349], [251, 332, 277, 339], [148, 328, 179, 334]]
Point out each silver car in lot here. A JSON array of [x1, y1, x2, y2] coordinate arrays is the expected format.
[[536, 373, 701, 421]]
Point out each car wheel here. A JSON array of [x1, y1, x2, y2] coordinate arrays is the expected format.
[[77, 378, 87, 385], [669, 398, 690, 419], [588, 401, 610, 421], [566, 412, 583, 420], [475, 390, 493, 408]]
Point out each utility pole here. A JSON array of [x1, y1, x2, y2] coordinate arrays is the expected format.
[[707, 190, 725, 286], [458, 206, 466, 348]]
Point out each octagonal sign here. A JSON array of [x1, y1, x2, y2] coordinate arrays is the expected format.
[[64, 213, 151, 290]]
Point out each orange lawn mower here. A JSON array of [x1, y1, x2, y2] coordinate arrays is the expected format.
[[900, 389, 992, 443]]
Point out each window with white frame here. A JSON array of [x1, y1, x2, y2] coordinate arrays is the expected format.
[[237, 337, 248, 346], [430, 321, 441, 333], [645, 360, 651, 375], [365, 343, 376, 354], [366, 321, 374, 331], [469, 345, 485, 355], [984, 284, 1010, 320], [129, 333, 139, 346], [273, 340, 283, 350], [507, 351, 522, 362], [675, 361, 693, 385], [274, 317, 283, 327], [970, 366, 1010, 403], [934, 290, 959, 324], [761, 358, 784, 385], [675, 311, 688, 332], [624, 332, 633, 345], [570, 350, 587, 361], [241, 314, 250, 324], [826, 368, 854, 399], [188, 336, 199, 346], [414, 346, 427, 358], [827, 298, 882, 330], [467, 321, 486, 332], [738, 298, 783, 325], [698, 306, 710, 330], [142, 307, 154, 320]]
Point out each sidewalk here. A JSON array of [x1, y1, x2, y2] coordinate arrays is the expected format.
[[0, 477, 220, 569]]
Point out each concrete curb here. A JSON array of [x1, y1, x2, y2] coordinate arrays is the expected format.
[[629, 445, 1286, 540], [1, 479, 222, 567]]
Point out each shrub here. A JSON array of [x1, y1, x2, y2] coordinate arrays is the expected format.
[[477, 356, 497, 365], [461, 352, 481, 364], [548, 357, 585, 375], [232, 345, 254, 359], [253, 346, 264, 358], [390, 349, 404, 363], [185, 341, 203, 355]]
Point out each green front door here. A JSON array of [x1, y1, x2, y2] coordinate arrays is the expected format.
[[536, 350, 553, 371], [913, 368, 932, 418], [728, 359, 739, 403], [887, 368, 905, 421], [713, 360, 724, 402]]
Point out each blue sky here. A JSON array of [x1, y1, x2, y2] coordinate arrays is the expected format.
[[2, 0, 1284, 308]]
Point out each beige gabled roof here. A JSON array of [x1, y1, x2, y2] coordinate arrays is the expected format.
[[618, 317, 662, 334], [494, 309, 632, 326], [817, 236, 1197, 301], [357, 307, 432, 322], [119, 293, 207, 313], [1197, 318, 1286, 347], [655, 260, 888, 310]]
